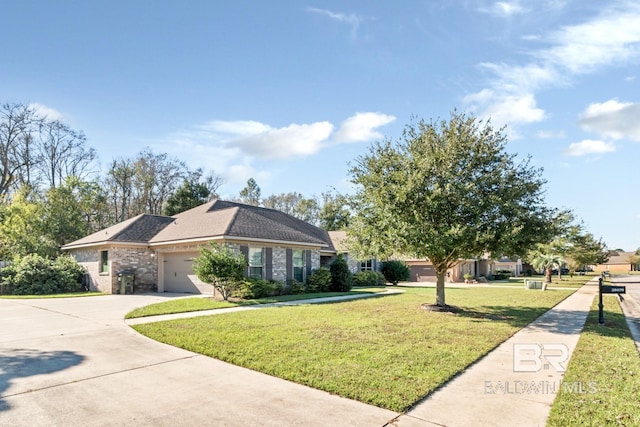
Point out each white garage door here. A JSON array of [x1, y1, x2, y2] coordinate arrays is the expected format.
[[163, 252, 213, 294]]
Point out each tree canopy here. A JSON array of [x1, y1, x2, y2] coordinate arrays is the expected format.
[[348, 112, 558, 307], [238, 178, 261, 206], [192, 243, 246, 300]]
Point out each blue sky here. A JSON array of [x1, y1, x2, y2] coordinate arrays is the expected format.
[[1, 1, 639, 250]]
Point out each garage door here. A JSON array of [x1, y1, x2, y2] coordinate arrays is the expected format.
[[163, 252, 213, 294], [409, 264, 437, 282]]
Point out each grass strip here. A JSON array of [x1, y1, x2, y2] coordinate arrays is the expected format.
[[133, 287, 573, 412], [125, 288, 384, 319], [547, 294, 640, 426]]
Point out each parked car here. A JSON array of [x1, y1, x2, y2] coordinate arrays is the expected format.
[[551, 268, 569, 275]]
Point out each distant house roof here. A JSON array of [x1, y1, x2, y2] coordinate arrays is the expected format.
[[63, 200, 335, 250], [603, 251, 635, 265], [328, 231, 348, 253]]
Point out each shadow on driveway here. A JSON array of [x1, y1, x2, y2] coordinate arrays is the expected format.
[[0, 349, 84, 412]]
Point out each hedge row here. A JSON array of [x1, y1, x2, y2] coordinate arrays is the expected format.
[[0, 254, 85, 295]]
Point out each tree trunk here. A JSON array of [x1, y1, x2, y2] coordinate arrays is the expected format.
[[436, 271, 446, 306], [545, 268, 552, 283]]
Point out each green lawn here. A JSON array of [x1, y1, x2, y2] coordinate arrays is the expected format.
[[0, 291, 104, 299], [133, 286, 574, 412], [547, 295, 640, 426], [489, 274, 595, 289], [125, 288, 385, 319]]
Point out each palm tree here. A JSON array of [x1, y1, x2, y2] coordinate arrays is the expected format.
[[532, 254, 564, 284]]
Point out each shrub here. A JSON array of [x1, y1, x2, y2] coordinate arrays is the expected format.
[[492, 269, 512, 280], [381, 260, 410, 285], [271, 280, 285, 296], [236, 278, 278, 299], [288, 280, 306, 295], [53, 255, 86, 292], [1, 254, 84, 295], [353, 270, 386, 287], [192, 243, 246, 300], [329, 254, 352, 292], [306, 268, 332, 293], [463, 273, 473, 282]]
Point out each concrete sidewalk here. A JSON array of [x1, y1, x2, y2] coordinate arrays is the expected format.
[[389, 280, 598, 427], [125, 288, 404, 325]]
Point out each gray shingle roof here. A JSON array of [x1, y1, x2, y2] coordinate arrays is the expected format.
[[61, 214, 175, 249], [64, 200, 336, 250], [151, 200, 333, 247]]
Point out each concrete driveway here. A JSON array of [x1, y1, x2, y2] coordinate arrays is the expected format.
[[0, 294, 396, 426]]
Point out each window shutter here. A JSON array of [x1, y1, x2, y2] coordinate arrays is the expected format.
[[286, 248, 293, 282], [305, 250, 312, 277], [240, 246, 249, 277], [265, 248, 273, 281]]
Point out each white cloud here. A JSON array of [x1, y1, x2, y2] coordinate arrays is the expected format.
[[200, 120, 269, 136], [579, 99, 640, 141], [480, 1, 528, 17], [229, 122, 334, 159], [465, 2, 640, 133], [626, 75, 637, 81], [544, 4, 640, 74], [334, 112, 396, 143], [308, 7, 364, 39], [537, 130, 566, 139], [162, 112, 394, 190], [564, 139, 616, 156], [463, 90, 545, 130], [29, 103, 63, 120]]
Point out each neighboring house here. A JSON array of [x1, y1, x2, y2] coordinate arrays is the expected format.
[[326, 230, 382, 273], [62, 200, 336, 294], [405, 258, 493, 282], [593, 251, 636, 273], [491, 257, 523, 276]]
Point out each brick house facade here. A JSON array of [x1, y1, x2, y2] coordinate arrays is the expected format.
[[62, 201, 332, 294]]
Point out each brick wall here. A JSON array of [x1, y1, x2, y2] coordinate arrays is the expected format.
[[70, 248, 112, 293], [70, 246, 157, 294]]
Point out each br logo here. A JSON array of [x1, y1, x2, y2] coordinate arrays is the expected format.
[[513, 343, 569, 372]]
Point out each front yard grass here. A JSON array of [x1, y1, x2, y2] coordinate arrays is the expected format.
[[125, 288, 385, 319], [133, 286, 574, 412], [490, 274, 594, 289], [547, 294, 640, 426]]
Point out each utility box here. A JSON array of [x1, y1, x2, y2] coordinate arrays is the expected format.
[[524, 279, 543, 290], [117, 271, 135, 294]]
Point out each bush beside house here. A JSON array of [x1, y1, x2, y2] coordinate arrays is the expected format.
[[330, 254, 353, 292], [0, 254, 85, 295], [353, 270, 386, 287], [306, 268, 332, 292], [381, 260, 410, 285]]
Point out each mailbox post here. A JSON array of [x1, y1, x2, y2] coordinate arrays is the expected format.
[[598, 276, 626, 325], [598, 277, 604, 325]]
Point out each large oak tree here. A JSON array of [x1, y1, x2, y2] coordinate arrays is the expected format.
[[348, 112, 558, 307]]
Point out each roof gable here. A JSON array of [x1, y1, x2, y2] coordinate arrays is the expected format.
[[150, 200, 334, 247], [62, 214, 174, 249], [64, 200, 336, 250]]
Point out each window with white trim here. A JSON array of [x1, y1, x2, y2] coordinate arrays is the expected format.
[[249, 247, 263, 279], [360, 259, 373, 271], [293, 249, 305, 282]]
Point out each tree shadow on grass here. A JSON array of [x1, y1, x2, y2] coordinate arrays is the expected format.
[[434, 304, 592, 334], [584, 307, 633, 339], [0, 349, 84, 412]]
